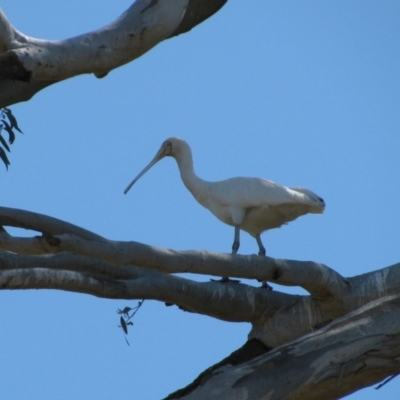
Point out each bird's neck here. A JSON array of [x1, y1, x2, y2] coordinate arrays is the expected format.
[[174, 151, 208, 206]]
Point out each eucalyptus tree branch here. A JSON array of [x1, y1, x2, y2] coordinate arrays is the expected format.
[[0, 206, 105, 240], [0, 251, 296, 323], [4, 206, 400, 348], [0, 224, 348, 301], [169, 294, 400, 400], [0, 0, 188, 81], [0, 249, 336, 346], [0, 207, 347, 298], [3, 205, 399, 311], [0, 0, 228, 108]]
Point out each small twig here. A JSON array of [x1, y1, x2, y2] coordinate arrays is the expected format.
[[117, 300, 145, 345]]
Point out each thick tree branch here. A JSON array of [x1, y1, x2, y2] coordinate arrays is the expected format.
[[0, 0, 228, 108], [2, 206, 400, 349], [0, 249, 340, 346], [0, 0, 188, 81], [165, 338, 272, 400], [169, 294, 400, 400], [0, 206, 348, 300], [2, 232, 348, 297], [0, 251, 296, 323]]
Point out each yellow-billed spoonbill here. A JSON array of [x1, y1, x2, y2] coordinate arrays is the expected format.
[[124, 137, 325, 286]]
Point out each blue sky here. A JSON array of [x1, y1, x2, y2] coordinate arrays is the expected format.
[[1, 1, 400, 399]]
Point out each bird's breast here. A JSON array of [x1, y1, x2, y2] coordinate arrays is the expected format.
[[204, 198, 236, 226]]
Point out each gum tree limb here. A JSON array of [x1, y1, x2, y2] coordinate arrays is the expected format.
[[0, 0, 228, 107]]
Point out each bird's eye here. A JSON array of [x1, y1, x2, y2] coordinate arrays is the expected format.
[[162, 141, 173, 155]]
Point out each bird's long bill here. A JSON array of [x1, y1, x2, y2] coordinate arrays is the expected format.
[[123, 145, 168, 194]]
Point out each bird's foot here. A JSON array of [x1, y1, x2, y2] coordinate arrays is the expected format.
[[260, 280, 273, 290], [210, 276, 241, 284]]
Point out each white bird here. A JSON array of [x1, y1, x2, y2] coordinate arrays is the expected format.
[[124, 137, 325, 286]]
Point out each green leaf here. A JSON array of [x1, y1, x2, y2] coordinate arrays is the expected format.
[[0, 148, 10, 170], [1, 120, 16, 144], [0, 134, 10, 152], [3, 108, 23, 133], [120, 316, 128, 335]]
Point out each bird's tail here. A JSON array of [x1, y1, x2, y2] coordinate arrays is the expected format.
[[291, 187, 325, 214]]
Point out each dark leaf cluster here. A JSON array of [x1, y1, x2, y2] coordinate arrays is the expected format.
[[117, 300, 145, 345], [0, 108, 23, 169]]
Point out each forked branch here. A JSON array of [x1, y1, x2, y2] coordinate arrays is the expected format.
[[2, 206, 400, 348], [0, 206, 347, 300]]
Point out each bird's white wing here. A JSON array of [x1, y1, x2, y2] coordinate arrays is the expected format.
[[207, 177, 299, 208]]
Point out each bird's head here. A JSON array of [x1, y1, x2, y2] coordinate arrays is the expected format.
[[123, 137, 188, 194]]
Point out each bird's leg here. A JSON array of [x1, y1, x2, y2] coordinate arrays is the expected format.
[[256, 235, 266, 256], [255, 234, 272, 290], [211, 225, 241, 284], [231, 225, 240, 255], [224, 226, 241, 282]]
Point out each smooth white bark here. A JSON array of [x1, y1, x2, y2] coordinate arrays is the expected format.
[[1, 206, 400, 397], [0, 1, 228, 108], [0, 0, 187, 80], [1, 206, 400, 349], [0, 206, 348, 300], [171, 294, 400, 400], [0, 251, 296, 322]]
